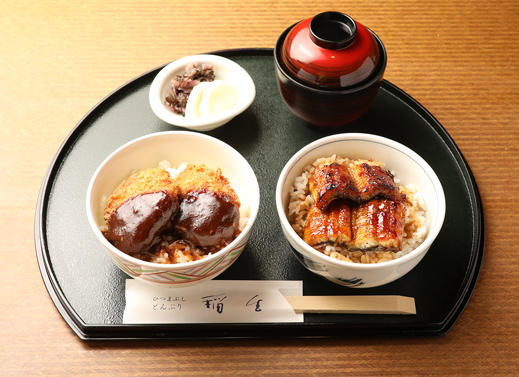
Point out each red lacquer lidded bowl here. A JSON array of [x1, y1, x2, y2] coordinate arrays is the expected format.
[[282, 12, 380, 88], [274, 11, 387, 127]]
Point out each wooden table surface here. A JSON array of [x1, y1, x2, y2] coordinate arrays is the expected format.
[[1, 0, 518, 375]]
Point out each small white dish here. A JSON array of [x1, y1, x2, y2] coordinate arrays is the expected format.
[[276, 133, 446, 288], [149, 54, 256, 131]]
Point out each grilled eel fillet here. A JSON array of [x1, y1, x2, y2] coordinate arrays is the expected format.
[[304, 200, 352, 246], [304, 199, 405, 251], [308, 163, 357, 211], [351, 199, 406, 251], [309, 161, 403, 211]]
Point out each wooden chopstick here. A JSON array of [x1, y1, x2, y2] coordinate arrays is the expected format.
[[284, 295, 416, 315]]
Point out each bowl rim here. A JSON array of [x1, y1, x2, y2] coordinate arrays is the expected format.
[[86, 130, 260, 270], [274, 23, 387, 95], [275, 132, 446, 270], [148, 54, 256, 130]]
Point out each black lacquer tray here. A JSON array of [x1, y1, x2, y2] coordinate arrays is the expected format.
[[35, 49, 483, 340]]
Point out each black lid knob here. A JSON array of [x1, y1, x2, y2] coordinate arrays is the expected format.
[[309, 12, 357, 50]]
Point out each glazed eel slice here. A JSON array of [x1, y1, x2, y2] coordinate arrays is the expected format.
[[308, 162, 358, 211], [348, 161, 403, 203], [350, 199, 406, 251], [303, 200, 352, 246], [303, 199, 406, 251], [309, 161, 403, 210]]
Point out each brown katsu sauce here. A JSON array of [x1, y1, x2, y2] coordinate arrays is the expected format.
[[104, 191, 178, 255], [174, 190, 240, 248]]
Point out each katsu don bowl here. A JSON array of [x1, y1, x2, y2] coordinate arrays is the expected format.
[[86, 131, 260, 287], [276, 133, 445, 288]]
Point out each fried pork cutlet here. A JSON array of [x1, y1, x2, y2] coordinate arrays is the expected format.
[[308, 162, 358, 211], [350, 199, 406, 251], [172, 164, 240, 205], [102, 163, 243, 257], [308, 161, 403, 210], [104, 167, 178, 221], [104, 191, 178, 255], [172, 164, 241, 248], [103, 168, 180, 255], [303, 200, 352, 246], [175, 190, 240, 248]]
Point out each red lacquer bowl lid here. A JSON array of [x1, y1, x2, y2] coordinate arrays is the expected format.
[[281, 12, 380, 88]]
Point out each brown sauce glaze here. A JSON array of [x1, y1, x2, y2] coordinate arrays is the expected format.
[[104, 191, 178, 255], [375, 199, 405, 250], [174, 190, 240, 248]]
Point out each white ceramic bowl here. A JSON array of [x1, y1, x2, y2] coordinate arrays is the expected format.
[[86, 131, 260, 287], [149, 54, 256, 131], [276, 133, 446, 288]]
